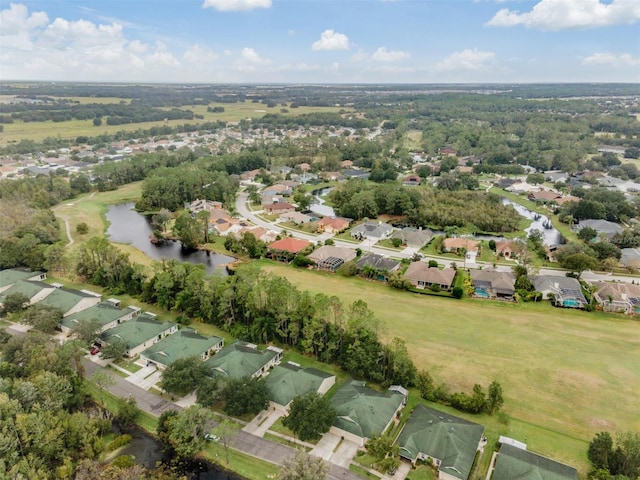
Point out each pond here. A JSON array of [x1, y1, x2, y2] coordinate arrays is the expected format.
[[309, 187, 336, 217], [502, 199, 564, 246], [105, 203, 235, 275]]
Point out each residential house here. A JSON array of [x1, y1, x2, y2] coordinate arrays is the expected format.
[[186, 199, 223, 214], [265, 362, 336, 413], [320, 171, 343, 181], [392, 227, 434, 248], [140, 327, 224, 369], [262, 184, 293, 196], [470, 269, 516, 299], [620, 248, 640, 269], [574, 219, 623, 240], [210, 215, 246, 236], [260, 194, 284, 206], [342, 169, 370, 180], [330, 379, 407, 446], [403, 263, 456, 291], [100, 312, 178, 358], [397, 405, 485, 480], [555, 195, 580, 206], [442, 237, 480, 264], [545, 171, 569, 184], [0, 268, 47, 293], [264, 202, 296, 215], [403, 174, 421, 186], [495, 178, 520, 189], [0, 280, 56, 307], [297, 162, 311, 172], [350, 222, 394, 241], [592, 281, 640, 314], [291, 172, 319, 184], [506, 182, 539, 194], [279, 211, 314, 224], [490, 443, 577, 480], [240, 169, 262, 183], [528, 190, 562, 203], [532, 275, 587, 308], [355, 253, 401, 281], [204, 341, 283, 379], [235, 226, 278, 244], [316, 216, 351, 234], [306, 246, 357, 271], [267, 237, 312, 262], [494, 240, 518, 259], [438, 147, 457, 157], [38, 285, 102, 317], [340, 160, 354, 169], [60, 300, 139, 335]]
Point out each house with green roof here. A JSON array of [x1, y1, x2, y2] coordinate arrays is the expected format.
[[140, 328, 224, 369], [265, 361, 335, 412], [100, 312, 178, 358], [490, 443, 577, 480], [204, 341, 283, 379], [38, 285, 102, 317], [0, 280, 55, 307], [330, 379, 406, 446], [60, 300, 140, 335], [0, 268, 46, 292], [396, 405, 485, 480]]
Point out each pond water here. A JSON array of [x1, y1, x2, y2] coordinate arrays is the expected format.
[[502, 199, 564, 246], [105, 203, 235, 275], [309, 187, 336, 217]]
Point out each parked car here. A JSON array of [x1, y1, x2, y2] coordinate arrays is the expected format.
[[204, 433, 220, 442]]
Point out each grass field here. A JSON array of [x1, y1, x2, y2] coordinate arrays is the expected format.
[[258, 261, 640, 477], [403, 130, 423, 150], [0, 100, 349, 144]]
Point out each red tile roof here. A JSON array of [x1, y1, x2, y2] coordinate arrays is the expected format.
[[267, 237, 311, 254]]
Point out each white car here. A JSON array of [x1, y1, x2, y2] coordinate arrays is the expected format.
[[204, 433, 220, 442]]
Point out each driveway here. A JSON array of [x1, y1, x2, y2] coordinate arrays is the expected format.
[[242, 408, 283, 437]]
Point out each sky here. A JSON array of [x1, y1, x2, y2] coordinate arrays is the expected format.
[[1, 0, 639, 84]]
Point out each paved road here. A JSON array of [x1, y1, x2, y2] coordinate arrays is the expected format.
[[237, 191, 636, 284]]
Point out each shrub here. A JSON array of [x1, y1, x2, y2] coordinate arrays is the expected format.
[[107, 434, 133, 451], [76, 222, 89, 234], [452, 287, 464, 299], [428, 260, 438, 268]]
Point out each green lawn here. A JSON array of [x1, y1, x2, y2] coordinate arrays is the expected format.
[[202, 443, 279, 480], [259, 261, 640, 478]]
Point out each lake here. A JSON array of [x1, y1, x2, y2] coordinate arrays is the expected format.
[[105, 203, 235, 275], [502, 198, 564, 246]]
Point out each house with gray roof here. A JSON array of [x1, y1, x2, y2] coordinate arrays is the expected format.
[[307, 246, 357, 271], [0, 269, 46, 292], [490, 443, 577, 480], [60, 300, 139, 335], [350, 222, 394, 241], [330, 379, 406, 446], [100, 312, 178, 358], [470, 269, 516, 299], [38, 285, 102, 317], [141, 327, 224, 369], [204, 341, 283, 380], [265, 362, 335, 412], [355, 253, 401, 281], [404, 263, 456, 291], [391, 227, 434, 248], [620, 247, 640, 268], [592, 281, 640, 314], [574, 219, 623, 240], [0, 280, 55, 307], [397, 405, 485, 480], [532, 275, 587, 308]]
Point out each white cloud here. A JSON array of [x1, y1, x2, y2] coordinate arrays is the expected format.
[[486, 0, 640, 30], [311, 29, 350, 51], [583, 52, 640, 67], [202, 0, 271, 11], [371, 47, 410, 62], [234, 47, 271, 71], [0, 3, 48, 34], [184, 44, 219, 64], [435, 49, 498, 72]]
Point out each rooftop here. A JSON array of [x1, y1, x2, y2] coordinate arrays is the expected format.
[[142, 328, 223, 367], [268, 237, 312, 254], [397, 405, 484, 480], [0, 268, 45, 289], [101, 313, 176, 350], [265, 362, 334, 406], [204, 341, 280, 379], [492, 443, 577, 480], [38, 286, 98, 313], [0, 280, 53, 302], [61, 301, 132, 331]]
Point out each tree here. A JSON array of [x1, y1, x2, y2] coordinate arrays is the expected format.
[[589, 432, 614, 471], [19, 304, 63, 333], [560, 252, 598, 278], [196, 376, 224, 408], [166, 405, 212, 459], [152, 208, 172, 233], [222, 377, 269, 417], [117, 397, 140, 431], [283, 393, 336, 441], [160, 356, 209, 397], [526, 173, 545, 185], [485, 380, 504, 415], [93, 117, 102, 126], [90, 370, 115, 406], [100, 338, 127, 359], [0, 292, 29, 315], [173, 210, 201, 250], [578, 226, 598, 242], [279, 450, 328, 480], [76, 222, 89, 235], [209, 418, 239, 465], [72, 317, 102, 344], [416, 370, 436, 400], [366, 434, 400, 474]]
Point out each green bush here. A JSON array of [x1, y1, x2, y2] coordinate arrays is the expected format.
[[112, 455, 135, 468], [107, 434, 133, 451]]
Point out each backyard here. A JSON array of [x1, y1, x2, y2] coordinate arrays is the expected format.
[[259, 261, 640, 476]]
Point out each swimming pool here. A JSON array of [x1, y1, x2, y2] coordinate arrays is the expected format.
[[562, 298, 580, 307], [475, 287, 490, 298]]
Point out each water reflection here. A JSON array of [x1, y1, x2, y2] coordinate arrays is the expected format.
[[502, 199, 564, 246], [105, 203, 235, 275]]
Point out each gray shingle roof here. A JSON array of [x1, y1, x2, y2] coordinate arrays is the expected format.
[[355, 253, 401, 272]]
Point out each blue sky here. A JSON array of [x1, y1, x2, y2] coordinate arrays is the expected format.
[[1, 0, 639, 83]]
